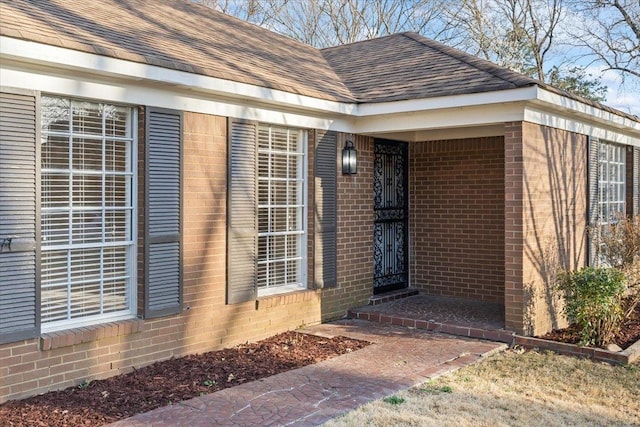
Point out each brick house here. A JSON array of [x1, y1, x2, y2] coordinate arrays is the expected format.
[[1, 0, 639, 402]]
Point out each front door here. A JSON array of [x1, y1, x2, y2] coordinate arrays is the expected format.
[[373, 139, 408, 294]]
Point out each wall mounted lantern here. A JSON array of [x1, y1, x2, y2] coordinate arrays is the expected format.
[[342, 140, 357, 174]]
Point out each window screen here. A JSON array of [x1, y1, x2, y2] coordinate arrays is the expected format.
[[40, 96, 135, 330], [599, 141, 626, 225], [256, 125, 306, 295]]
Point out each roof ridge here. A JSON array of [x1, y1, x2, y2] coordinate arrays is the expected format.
[[400, 32, 538, 88]]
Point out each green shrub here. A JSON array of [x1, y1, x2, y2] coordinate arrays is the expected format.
[[594, 215, 640, 271], [556, 267, 627, 347], [592, 215, 640, 319]]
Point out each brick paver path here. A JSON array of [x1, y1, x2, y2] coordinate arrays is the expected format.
[[109, 319, 505, 426]]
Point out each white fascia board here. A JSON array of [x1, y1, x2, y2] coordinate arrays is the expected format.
[[4, 36, 639, 142], [0, 66, 354, 132], [354, 86, 538, 116], [534, 86, 640, 132], [524, 106, 640, 147], [0, 36, 355, 117], [353, 103, 526, 135]]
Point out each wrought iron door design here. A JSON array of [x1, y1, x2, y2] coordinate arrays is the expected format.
[[373, 139, 408, 294]]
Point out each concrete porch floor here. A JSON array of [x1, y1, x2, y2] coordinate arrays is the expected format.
[[347, 291, 515, 343]]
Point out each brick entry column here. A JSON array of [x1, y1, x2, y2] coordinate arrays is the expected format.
[[504, 122, 526, 334]]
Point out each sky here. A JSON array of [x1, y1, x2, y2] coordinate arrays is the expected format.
[[602, 71, 640, 116]]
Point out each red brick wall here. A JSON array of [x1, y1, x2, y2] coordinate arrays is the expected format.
[[321, 134, 375, 320], [410, 137, 505, 302], [1, 113, 323, 403], [505, 122, 587, 335], [522, 122, 587, 335], [504, 122, 526, 332]]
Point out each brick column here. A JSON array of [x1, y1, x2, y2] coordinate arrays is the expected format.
[[504, 122, 525, 334]]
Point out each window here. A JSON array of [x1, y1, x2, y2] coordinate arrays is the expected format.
[[257, 125, 307, 295], [599, 141, 626, 225], [40, 96, 136, 331]]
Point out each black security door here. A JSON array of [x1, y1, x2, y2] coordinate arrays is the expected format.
[[373, 139, 408, 294]]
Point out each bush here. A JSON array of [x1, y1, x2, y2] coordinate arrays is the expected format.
[[556, 267, 627, 347], [594, 215, 640, 271], [592, 214, 640, 319]]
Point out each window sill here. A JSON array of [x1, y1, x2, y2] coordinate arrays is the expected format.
[[256, 288, 318, 309], [40, 318, 144, 351], [258, 284, 306, 298]]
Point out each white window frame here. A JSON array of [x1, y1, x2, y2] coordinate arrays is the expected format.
[[599, 141, 626, 226], [40, 96, 137, 332], [256, 125, 307, 297]]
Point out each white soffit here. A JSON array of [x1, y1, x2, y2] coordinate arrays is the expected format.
[[363, 125, 506, 142], [525, 106, 640, 147], [525, 87, 640, 147], [0, 63, 354, 131], [1, 36, 639, 144], [0, 36, 355, 116], [352, 103, 526, 135], [355, 87, 539, 116], [534, 87, 639, 131]]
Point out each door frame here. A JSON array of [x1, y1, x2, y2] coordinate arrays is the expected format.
[[373, 138, 409, 294]]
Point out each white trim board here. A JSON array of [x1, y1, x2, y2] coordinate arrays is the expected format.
[[0, 36, 356, 116], [524, 107, 640, 147], [2, 36, 639, 145], [0, 66, 353, 132]]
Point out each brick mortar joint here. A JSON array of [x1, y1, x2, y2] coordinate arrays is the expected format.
[[39, 319, 145, 351]]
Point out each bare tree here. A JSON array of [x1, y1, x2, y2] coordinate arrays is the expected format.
[[568, 0, 640, 81], [194, 0, 447, 48], [442, 0, 564, 82], [191, 0, 271, 25], [191, 0, 629, 102]]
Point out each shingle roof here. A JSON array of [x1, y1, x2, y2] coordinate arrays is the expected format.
[[0, 0, 356, 102], [321, 32, 538, 103], [0, 0, 636, 120]]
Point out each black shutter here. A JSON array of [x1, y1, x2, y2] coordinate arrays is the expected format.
[[587, 137, 600, 266], [227, 119, 258, 304], [314, 130, 337, 288], [0, 88, 39, 344], [144, 108, 183, 318]]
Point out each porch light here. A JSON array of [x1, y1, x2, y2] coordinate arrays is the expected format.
[[342, 140, 357, 174]]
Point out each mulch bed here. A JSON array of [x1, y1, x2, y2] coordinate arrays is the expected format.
[[539, 303, 640, 350], [0, 331, 369, 427]]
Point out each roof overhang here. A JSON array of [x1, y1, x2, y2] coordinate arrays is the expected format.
[[1, 36, 639, 146]]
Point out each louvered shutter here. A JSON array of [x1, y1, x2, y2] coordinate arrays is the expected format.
[[314, 130, 337, 288], [227, 119, 258, 304], [0, 88, 39, 344], [144, 108, 183, 318], [587, 136, 600, 266]]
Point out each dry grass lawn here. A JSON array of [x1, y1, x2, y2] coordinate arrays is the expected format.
[[324, 349, 640, 427]]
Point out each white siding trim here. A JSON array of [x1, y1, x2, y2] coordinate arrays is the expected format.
[[2, 37, 638, 145], [355, 87, 539, 116], [534, 87, 640, 132], [524, 106, 640, 147], [352, 103, 527, 135], [0, 37, 355, 116], [0, 66, 352, 132]]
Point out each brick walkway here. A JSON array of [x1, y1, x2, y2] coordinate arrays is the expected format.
[[348, 294, 515, 343], [109, 319, 506, 427]]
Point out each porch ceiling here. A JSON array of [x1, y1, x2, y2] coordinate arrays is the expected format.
[[363, 124, 505, 142]]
